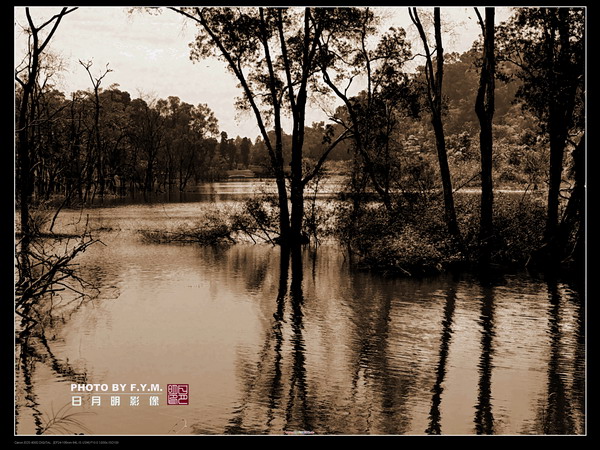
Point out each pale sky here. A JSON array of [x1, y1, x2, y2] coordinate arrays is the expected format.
[[14, 6, 514, 140]]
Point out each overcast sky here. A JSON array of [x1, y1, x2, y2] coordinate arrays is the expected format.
[[14, 6, 514, 140]]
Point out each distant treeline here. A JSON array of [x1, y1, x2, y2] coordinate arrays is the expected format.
[[15, 46, 566, 206]]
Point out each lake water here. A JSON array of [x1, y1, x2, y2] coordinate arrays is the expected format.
[[14, 184, 585, 436]]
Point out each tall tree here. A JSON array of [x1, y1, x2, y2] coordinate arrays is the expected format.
[[318, 8, 417, 213], [156, 96, 192, 190], [496, 7, 584, 263], [219, 131, 228, 159], [240, 137, 251, 168], [99, 87, 132, 195], [170, 7, 351, 246], [79, 59, 112, 199], [15, 7, 77, 246], [409, 7, 460, 240], [474, 7, 496, 265], [126, 97, 165, 192], [14, 7, 104, 333]]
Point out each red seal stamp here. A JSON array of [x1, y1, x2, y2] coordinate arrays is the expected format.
[[167, 384, 189, 405]]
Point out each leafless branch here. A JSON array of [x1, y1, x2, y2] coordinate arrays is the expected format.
[[79, 59, 113, 90], [474, 7, 486, 35], [15, 233, 100, 325], [302, 129, 351, 187]]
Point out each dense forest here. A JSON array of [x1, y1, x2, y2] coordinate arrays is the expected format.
[[16, 7, 585, 328]]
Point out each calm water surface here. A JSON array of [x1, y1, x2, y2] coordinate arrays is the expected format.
[[15, 192, 585, 436]]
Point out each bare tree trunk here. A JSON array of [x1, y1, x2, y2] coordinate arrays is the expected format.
[[546, 124, 565, 246], [432, 115, 460, 238], [410, 7, 460, 240], [16, 7, 77, 257], [544, 9, 580, 262], [80, 60, 111, 200], [557, 132, 585, 266], [475, 7, 495, 265], [282, 9, 314, 246], [17, 91, 33, 251]]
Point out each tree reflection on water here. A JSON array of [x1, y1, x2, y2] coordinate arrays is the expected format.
[[474, 283, 496, 435], [224, 245, 314, 434], [540, 280, 577, 434], [426, 282, 457, 434], [15, 328, 90, 435], [217, 245, 586, 436], [16, 237, 585, 436]]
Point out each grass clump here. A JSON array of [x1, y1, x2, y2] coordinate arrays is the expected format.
[[139, 211, 235, 245], [138, 196, 282, 246]]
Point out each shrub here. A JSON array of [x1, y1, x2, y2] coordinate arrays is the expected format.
[[491, 193, 546, 266], [230, 196, 280, 244], [356, 225, 447, 276], [335, 200, 460, 276], [333, 189, 547, 275]]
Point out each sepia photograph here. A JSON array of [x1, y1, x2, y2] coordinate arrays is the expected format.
[[14, 5, 586, 440]]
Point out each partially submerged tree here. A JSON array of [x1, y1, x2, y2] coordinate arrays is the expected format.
[[496, 7, 585, 265], [409, 7, 461, 240], [15, 7, 77, 249], [474, 7, 496, 265], [15, 7, 102, 335], [169, 7, 354, 246]]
